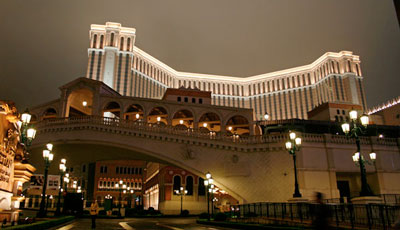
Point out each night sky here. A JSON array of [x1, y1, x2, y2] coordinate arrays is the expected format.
[[0, 0, 399, 110]]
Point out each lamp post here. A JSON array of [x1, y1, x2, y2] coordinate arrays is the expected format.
[[342, 110, 374, 196], [55, 159, 66, 216], [37, 144, 54, 217], [204, 172, 213, 220], [63, 173, 69, 193], [115, 180, 124, 217], [175, 186, 188, 215], [285, 132, 302, 198], [19, 109, 36, 161]]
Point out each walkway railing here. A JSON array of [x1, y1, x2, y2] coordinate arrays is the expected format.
[[34, 116, 399, 146], [231, 202, 400, 230]]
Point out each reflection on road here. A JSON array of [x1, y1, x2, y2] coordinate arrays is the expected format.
[[53, 217, 235, 230]]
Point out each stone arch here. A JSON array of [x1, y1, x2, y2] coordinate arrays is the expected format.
[[66, 88, 94, 117], [225, 115, 250, 136], [124, 104, 144, 121], [42, 108, 58, 120], [198, 112, 221, 132], [147, 106, 168, 125], [103, 101, 121, 118], [172, 109, 194, 128]]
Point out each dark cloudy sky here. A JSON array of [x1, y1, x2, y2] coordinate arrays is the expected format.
[[0, 0, 399, 110]]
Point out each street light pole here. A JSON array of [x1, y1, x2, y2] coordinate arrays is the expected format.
[[55, 159, 67, 216], [285, 132, 302, 198], [175, 186, 188, 215], [38, 144, 54, 217], [19, 109, 36, 162], [342, 110, 374, 197], [204, 172, 213, 220]]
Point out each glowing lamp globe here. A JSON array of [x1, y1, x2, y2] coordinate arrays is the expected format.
[[285, 141, 292, 150], [341, 123, 350, 134], [289, 132, 296, 140], [349, 110, 358, 120]]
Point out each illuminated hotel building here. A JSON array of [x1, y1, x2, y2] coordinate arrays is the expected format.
[[86, 22, 367, 120]]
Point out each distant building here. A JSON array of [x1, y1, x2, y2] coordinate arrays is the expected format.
[[143, 162, 237, 214], [93, 160, 145, 208], [86, 22, 368, 120], [368, 96, 400, 126], [162, 87, 212, 105], [307, 102, 363, 122]]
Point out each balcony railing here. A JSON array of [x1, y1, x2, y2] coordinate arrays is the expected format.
[[34, 116, 398, 146], [231, 202, 400, 230]]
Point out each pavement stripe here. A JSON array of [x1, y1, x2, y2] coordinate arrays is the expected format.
[[119, 222, 135, 230], [56, 223, 75, 230], [156, 223, 183, 230]]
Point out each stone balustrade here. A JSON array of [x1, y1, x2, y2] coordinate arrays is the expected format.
[[33, 116, 398, 150]]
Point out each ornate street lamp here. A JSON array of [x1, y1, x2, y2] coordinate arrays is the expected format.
[[341, 110, 374, 196], [55, 159, 67, 216], [175, 186, 188, 215], [37, 144, 54, 217], [19, 109, 36, 162], [285, 131, 302, 198], [115, 180, 125, 217], [64, 174, 70, 193], [204, 172, 213, 220]]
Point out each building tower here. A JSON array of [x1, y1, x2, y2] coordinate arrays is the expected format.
[[86, 22, 136, 95]]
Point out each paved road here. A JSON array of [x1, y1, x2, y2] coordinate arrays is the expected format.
[[54, 217, 235, 230]]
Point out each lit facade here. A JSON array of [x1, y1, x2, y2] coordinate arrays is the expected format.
[[86, 22, 367, 121]]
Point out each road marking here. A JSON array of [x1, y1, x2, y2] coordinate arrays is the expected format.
[[119, 222, 135, 230], [56, 223, 75, 230], [156, 223, 183, 230]]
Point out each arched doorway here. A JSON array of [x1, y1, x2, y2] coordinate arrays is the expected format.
[[66, 88, 93, 117], [124, 104, 144, 121], [226, 115, 250, 136], [103, 102, 121, 118], [148, 107, 168, 125], [172, 109, 194, 129], [198, 112, 221, 132], [42, 108, 57, 120]]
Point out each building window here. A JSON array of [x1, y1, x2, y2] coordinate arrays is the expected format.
[[70, 167, 73, 172], [337, 109, 340, 115], [104, 166, 107, 173], [342, 110, 345, 115], [177, 97, 181, 102], [335, 116, 338, 122], [139, 168, 142, 175], [184, 97, 188, 103], [124, 167, 127, 174], [192, 98, 196, 103], [173, 175, 181, 193], [116, 167, 119, 174], [82, 165, 86, 173], [186, 176, 193, 195], [198, 178, 205, 196], [199, 99, 203, 104], [110, 33, 114, 46], [100, 166, 103, 173]]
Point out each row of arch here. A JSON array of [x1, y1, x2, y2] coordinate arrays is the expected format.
[[37, 101, 251, 135], [91, 33, 133, 52], [98, 178, 142, 190], [103, 101, 250, 135], [172, 175, 205, 196]]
